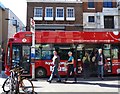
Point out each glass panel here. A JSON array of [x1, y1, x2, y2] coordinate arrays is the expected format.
[[12, 46, 20, 65], [42, 51, 52, 60], [22, 46, 31, 73], [103, 0, 112, 8], [103, 44, 111, 58], [35, 44, 42, 59], [67, 8, 74, 17], [54, 44, 74, 60], [46, 8, 53, 17], [88, 2, 94, 8], [57, 8, 64, 17], [88, 16, 95, 22], [34, 7, 43, 17], [88, 0, 94, 8], [35, 44, 53, 60], [22, 46, 30, 62], [103, 49, 111, 58], [111, 49, 118, 59]]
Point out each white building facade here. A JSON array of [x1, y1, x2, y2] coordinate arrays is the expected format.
[[83, 1, 119, 31]]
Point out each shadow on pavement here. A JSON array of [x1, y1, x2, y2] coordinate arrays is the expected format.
[[45, 76, 120, 89], [62, 81, 120, 88]]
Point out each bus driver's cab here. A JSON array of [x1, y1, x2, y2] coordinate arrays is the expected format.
[[6, 44, 31, 75]]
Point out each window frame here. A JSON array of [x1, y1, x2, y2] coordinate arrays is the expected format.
[[66, 7, 75, 21], [34, 7, 43, 20], [103, 0, 112, 8], [55, 7, 64, 21], [88, 16, 95, 23], [88, 0, 95, 8], [35, 44, 53, 60], [45, 7, 53, 21]]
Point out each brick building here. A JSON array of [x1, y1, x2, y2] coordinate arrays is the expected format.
[[27, 0, 83, 31], [83, 0, 118, 31]]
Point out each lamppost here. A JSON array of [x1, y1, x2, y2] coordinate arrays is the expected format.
[[5, 18, 18, 32]]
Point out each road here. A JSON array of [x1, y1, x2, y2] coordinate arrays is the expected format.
[[0, 76, 120, 94]]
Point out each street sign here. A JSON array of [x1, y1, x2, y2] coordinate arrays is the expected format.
[[30, 18, 35, 32]]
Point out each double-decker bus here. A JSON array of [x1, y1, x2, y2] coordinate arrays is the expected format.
[[5, 31, 120, 77]]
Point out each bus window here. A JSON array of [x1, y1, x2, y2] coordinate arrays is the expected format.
[[42, 51, 52, 60], [111, 48, 118, 59], [22, 46, 30, 61], [35, 44, 53, 60], [54, 44, 74, 60], [59, 49, 70, 60], [22, 46, 31, 73], [12, 46, 21, 65], [35, 45, 42, 59], [103, 49, 111, 58], [103, 44, 111, 58]]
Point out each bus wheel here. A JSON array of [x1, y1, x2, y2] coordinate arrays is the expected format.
[[35, 67, 47, 78]]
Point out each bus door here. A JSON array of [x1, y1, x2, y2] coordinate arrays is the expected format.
[[111, 44, 120, 74], [12, 45, 31, 74], [12, 45, 21, 66], [21, 45, 31, 74], [103, 44, 112, 73], [75, 44, 85, 74]]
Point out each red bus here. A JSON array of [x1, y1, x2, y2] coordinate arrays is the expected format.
[[5, 31, 120, 77]]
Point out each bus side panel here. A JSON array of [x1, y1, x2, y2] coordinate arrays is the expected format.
[[34, 60, 52, 76], [112, 59, 120, 74]]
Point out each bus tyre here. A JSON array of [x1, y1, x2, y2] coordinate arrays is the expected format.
[[35, 68, 47, 78]]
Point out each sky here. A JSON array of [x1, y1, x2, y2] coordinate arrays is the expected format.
[[0, 0, 27, 26]]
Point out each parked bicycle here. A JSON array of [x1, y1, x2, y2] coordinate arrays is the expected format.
[[2, 64, 35, 94]]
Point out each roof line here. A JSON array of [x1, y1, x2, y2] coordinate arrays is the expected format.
[[0, 2, 6, 10]]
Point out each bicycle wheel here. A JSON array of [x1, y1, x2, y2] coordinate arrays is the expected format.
[[2, 77, 19, 93], [2, 78, 10, 92], [20, 78, 34, 93]]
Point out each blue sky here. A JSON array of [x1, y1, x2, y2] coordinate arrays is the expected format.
[[1, 0, 27, 26]]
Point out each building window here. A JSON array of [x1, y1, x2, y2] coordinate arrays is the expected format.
[[88, 16, 95, 22], [67, 8, 74, 18], [103, 0, 112, 8], [104, 16, 114, 29], [45, 7, 53, 21], [56, 7, 64, 20], [34, 7, 43, 17], [34, 7, 43, 20], [88, 0, 94, 8], [66, 7, 75, 21]]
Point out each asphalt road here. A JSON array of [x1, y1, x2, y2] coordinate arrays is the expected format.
[[0, 76, 120, 94]]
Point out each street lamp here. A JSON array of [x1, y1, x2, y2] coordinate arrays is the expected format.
[[5, 18, 18, 32]]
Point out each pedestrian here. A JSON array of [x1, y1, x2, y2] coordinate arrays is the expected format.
[[65, 51, 77, 83], [82, 52, 90, 79], [47, 50, 61, 83], [96, 49, 105, 80], [90, 48, 98, 75]]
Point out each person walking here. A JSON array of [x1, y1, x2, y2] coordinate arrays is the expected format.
[[90, 48, 98, 75], [65, 51, 77, 83], [47, 50, 61, 83], [96, 49, 105, 80], [82, 52, 90, 79]]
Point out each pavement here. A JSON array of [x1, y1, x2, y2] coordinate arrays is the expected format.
[[0, 75, 120, 94]]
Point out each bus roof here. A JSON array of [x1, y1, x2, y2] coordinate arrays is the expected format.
[[9, 31, 120, 44]]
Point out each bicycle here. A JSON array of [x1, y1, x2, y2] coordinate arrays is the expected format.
[[2, 65, 19, 93], [2, 65, 35, 94]]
